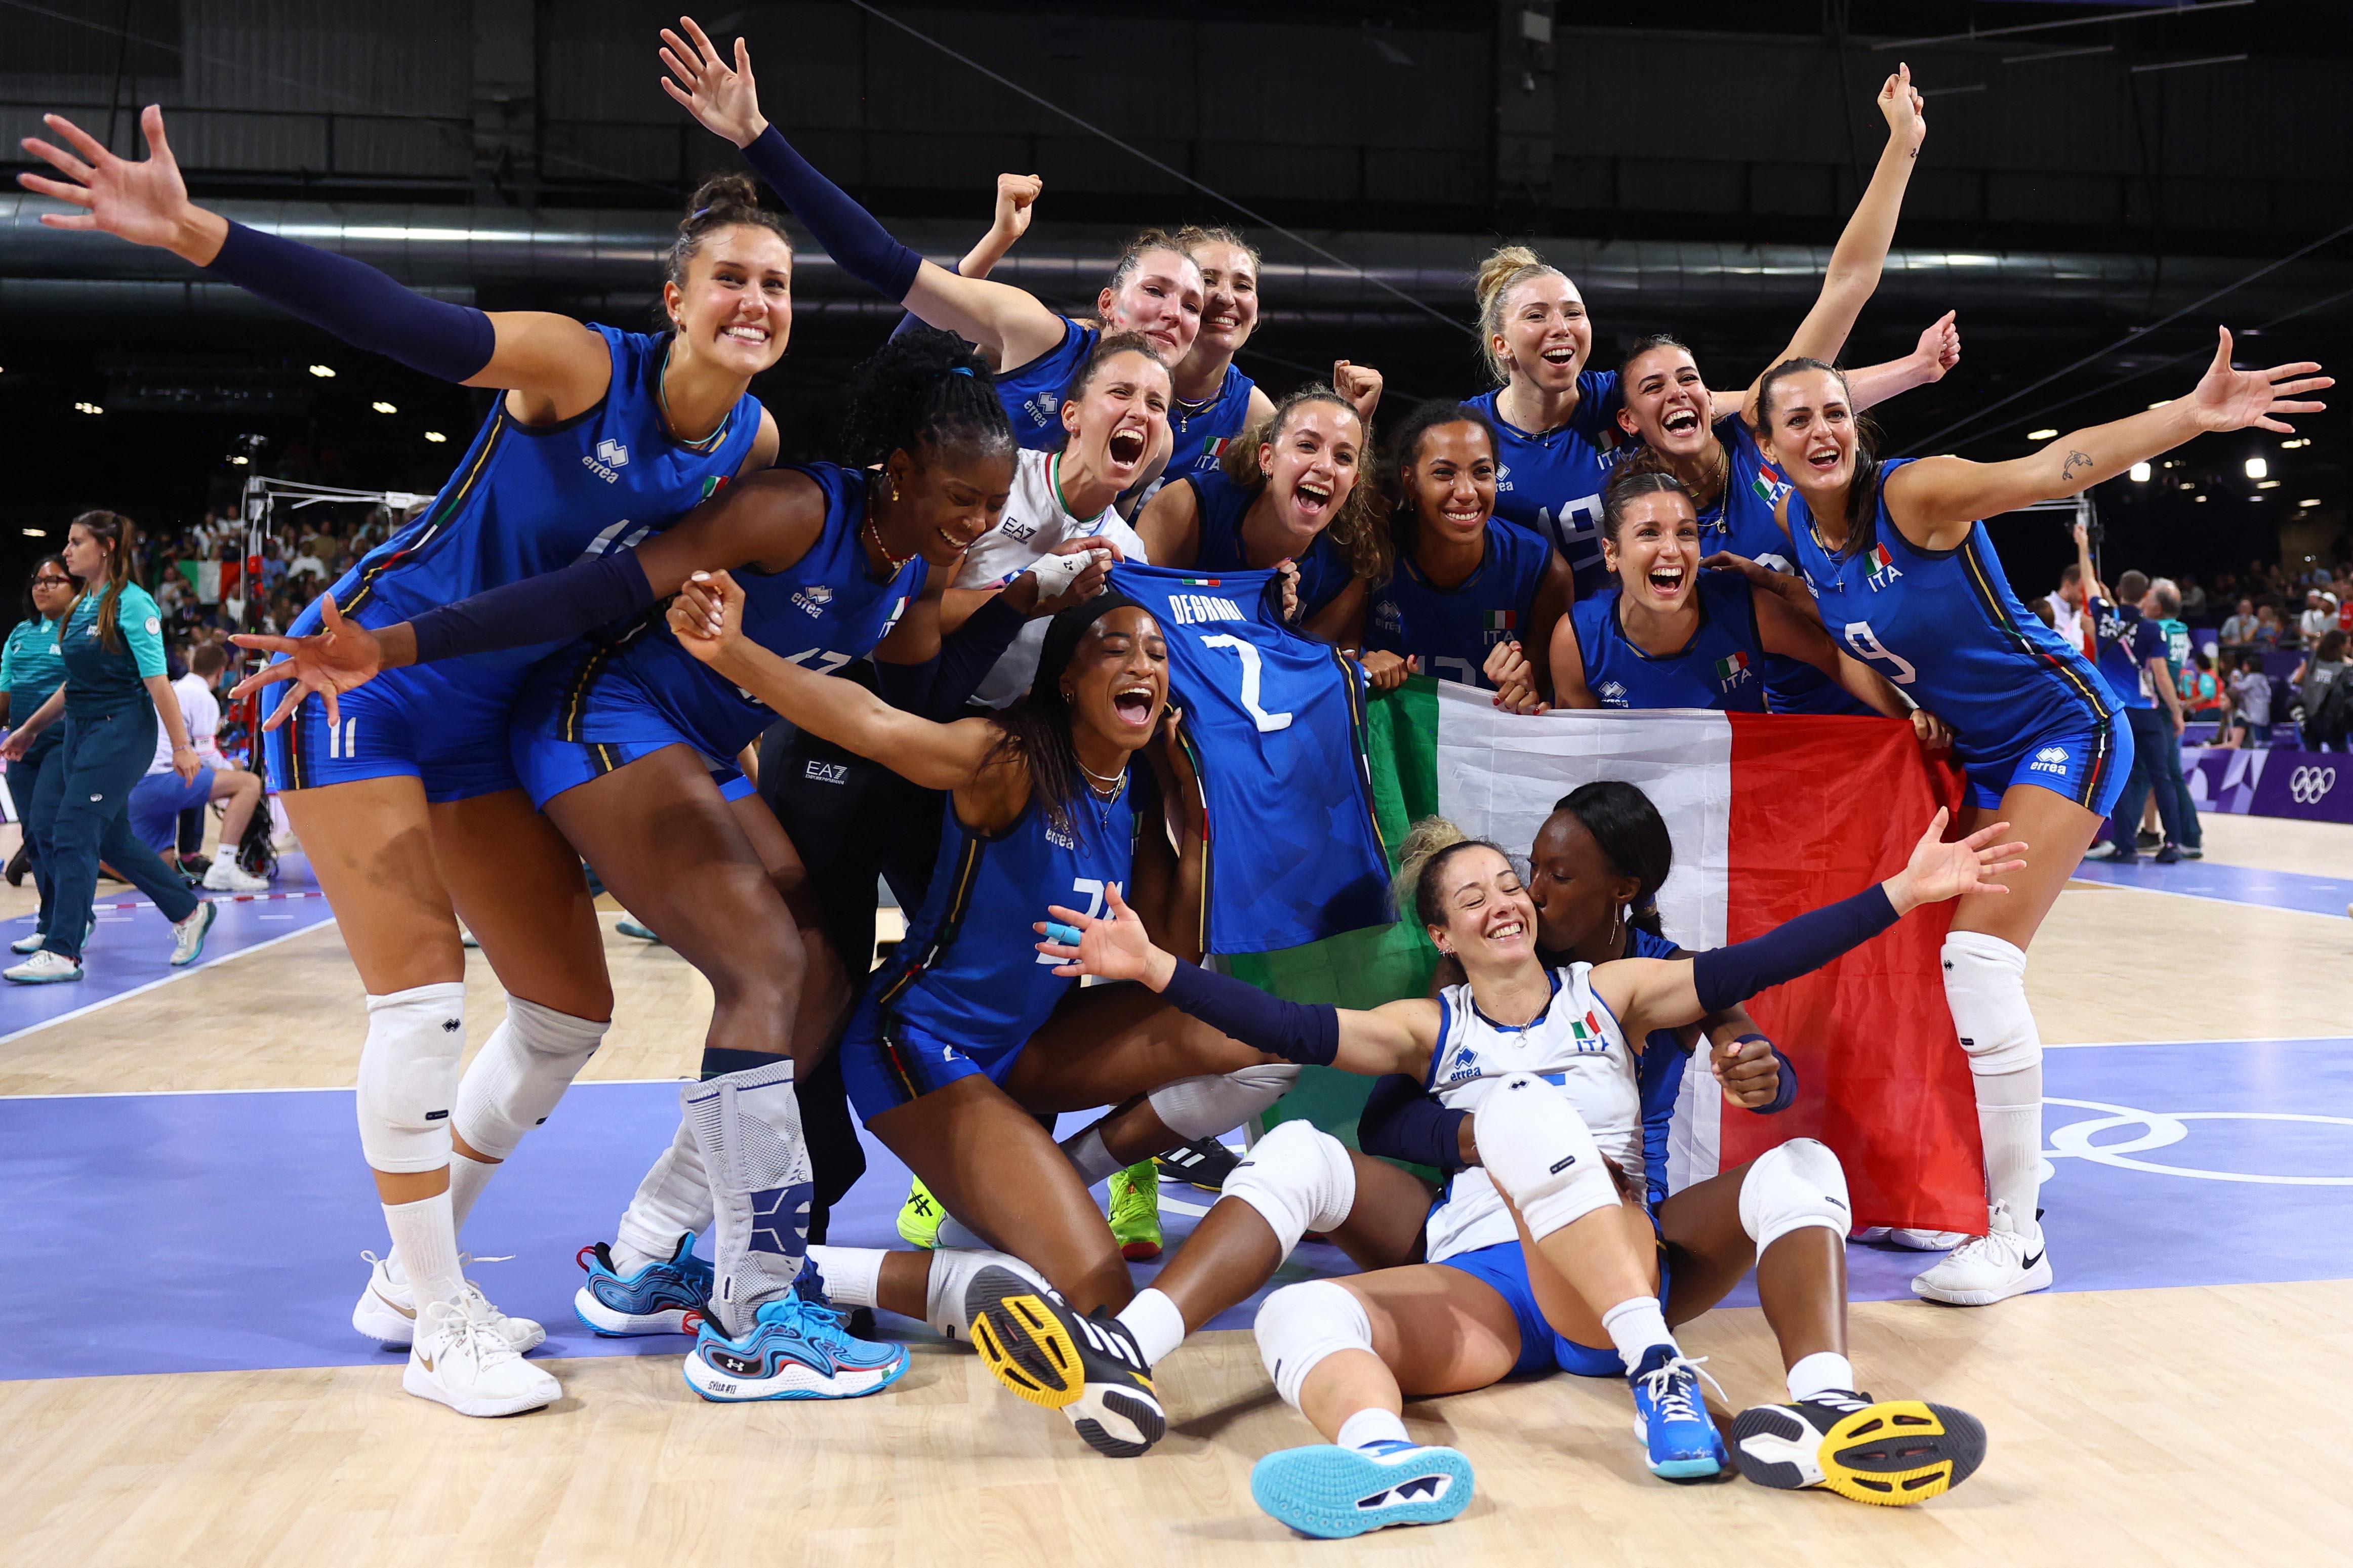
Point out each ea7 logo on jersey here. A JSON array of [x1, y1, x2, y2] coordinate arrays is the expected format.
[[998, 516, 1040, 543], [791, 584, 835, 618], [582, 438, 629, 483], [803, 760, 848, 785], [2028, 744, 2071, 776]]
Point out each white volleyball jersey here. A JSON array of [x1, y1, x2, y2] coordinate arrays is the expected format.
[[955, 447, 1149, 708], [1421, 962, 1643, 1263]]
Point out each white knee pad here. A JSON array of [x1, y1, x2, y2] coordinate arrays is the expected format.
[[1942, 932, 2040, 1077], [1147, 1062, 1302, 1143], [355, 983, 468, 1174], [1221, 1119, 1357, 1258], [1254, 1278, 1373, 1410], [1473, 1072, 1618, 1241], [1738, 1138, 1851, 1254], [451, 998, 608, 1162]]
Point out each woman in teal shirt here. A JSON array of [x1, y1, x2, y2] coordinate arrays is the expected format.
[[1, 512, 215, 982], [1, 555, 79, 952]]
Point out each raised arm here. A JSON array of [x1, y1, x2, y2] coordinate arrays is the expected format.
[[958, 174, 1043, 281], [660, 19, 1068, 372], [1886, 328, 2330, 552]]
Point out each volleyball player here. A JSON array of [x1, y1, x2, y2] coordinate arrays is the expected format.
[[1363, 400, 1571, 696], [2, 557, 79, 956], [22, 104, 799, 1415], [1465, 65, 1951, 598], [1736, 329, 2328, 1303], [1008, 804, 2017, 1527]]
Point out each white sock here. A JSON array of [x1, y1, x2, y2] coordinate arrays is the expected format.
[[447, 1152, 496, 1235], [1335, 1407, 1410, 1452], [382, 1190, 464, 1311], [612, 1115, 713, 1274], [1975, 1065, 2045, 1226], [1059, 1124, 1120, 1186], [608, 1238, 663, 1275], [1787, 1351, 1856, 1402], [920, 1247, 1049, 1341], [1114, 1287, 1187, 1366], [1600, 1296, 1676, 1376], [936, 1215, 991, 1250], [803, 1244, 884, 1310]]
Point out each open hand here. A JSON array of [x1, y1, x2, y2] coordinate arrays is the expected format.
[[229, 592, 384, 733], [1885, 807, 2028, 911], [2186, 327, 2330, 436], [19, 106, 217, 261], [660, 16, 767, 147], [1034, 881, 1164, 983]]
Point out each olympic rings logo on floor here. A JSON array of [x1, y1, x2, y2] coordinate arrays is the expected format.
[[2288, 766, 2338, 804], [2044, 1097, 2353, 1186]]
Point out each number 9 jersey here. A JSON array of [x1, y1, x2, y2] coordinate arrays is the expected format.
[[1110, 561, 1390, 954], [1787, 457, 2129, 816]]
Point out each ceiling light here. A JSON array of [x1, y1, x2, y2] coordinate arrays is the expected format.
[[20, 527, 45, 538], [72, 400, 101, 415], [2245, 457, 2268, 479], [372, 401, 397, 414], [2281, 437, 2310, 449], [229, 455, 249, 466], [2027, 428, 2058, 441], [2128, 462, 2151, 482], [423, 430, 448, 443], [2257, 479, 2280, 489], [2298, 498, 2323, 508], [308, 363, 336, 378], [2195, 494, 2208, 503]]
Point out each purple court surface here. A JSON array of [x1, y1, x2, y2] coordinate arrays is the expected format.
[[2066, 856, 2353, 917]]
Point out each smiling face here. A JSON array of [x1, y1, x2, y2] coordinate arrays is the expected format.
[[1063, 349, 1172, 492], [665, 225, 794, 378], [1527, 812, 1639, 959], [1492, 273, 1592, 394], [885, 442, 1018, 568], [1188, 240, 1260, 360], [1099, 248, 1204, 362], [62, 522, 110, 582], [1758, 367, 1858, 497], [1618, 345, 1713, 459], [1603, 488, 1703, 614], [1424, 844, 1540, 972], [1259, 399, 1363, 536], [1402, 420, 1497, 549], [29, 562, 74, 618], [1060, 606, 1169, 753]]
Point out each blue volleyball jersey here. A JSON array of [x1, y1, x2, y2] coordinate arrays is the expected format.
[[1364, 518, 1550, 689], [1109, 561, 1389, 953], [1468, 373, 1622, 599], [1787, 458, 2119, 775], [1186, 469, 1354, 622], [995, 317, 1098, 450], [299, 325, 763, 690], [2089, 597, 2160, 710], [1629, 925, 1695, 1211], [869, 769, 1144, 1058], [553, 464, 926, 764], [1571, 569, 1766, 713], [1169, 362, 1256, 482]]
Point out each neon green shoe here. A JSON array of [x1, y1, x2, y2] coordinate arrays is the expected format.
[[897, 1177, 946, 1249], [1109, 1161, 1163, 1261]]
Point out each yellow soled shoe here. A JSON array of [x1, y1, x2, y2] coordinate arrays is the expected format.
[[962, 1264, 1165, 1458], [1731, 1391, 1986, 1505]]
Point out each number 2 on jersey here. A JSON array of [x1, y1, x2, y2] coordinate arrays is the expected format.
[[1200, 635, 1293, 732], [1036, 877, 1121, 965]]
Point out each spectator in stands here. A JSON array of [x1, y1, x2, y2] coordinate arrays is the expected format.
[[2293, 631, 2348, 751], [2253, 604, 2286, 648], [2083, 561, 2190, 865], [2180, 649, 2223, 718], [124, 642, 268, 893], [2226, 652, 2274, 748], [2053, 563, 2089, 650], [2177, 575, 2208, 618], [2300, 591, 2337, 645], [2025, 596, 2058, 630], [2219, 597, 2261, 649]]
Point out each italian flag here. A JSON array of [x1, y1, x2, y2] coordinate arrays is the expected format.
[[1484, 610, 1516, 632], [1237, 678, 1983, 1231], [1714, 649, 1750, 683]]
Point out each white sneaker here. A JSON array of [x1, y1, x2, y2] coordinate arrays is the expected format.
[[169, 901, 217, 967], [1886, 1227, 1971, 1251], [4, 949, 82, 984], [10, 931, 44, 954], [403, 1295, 560, 1417], [1910, 1201, 2051, 1306], [202, 860, 269, 893], [351, 1251, 546, 1352]]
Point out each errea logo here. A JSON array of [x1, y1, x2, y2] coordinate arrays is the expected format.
[[2029, 745, 2070, 776], [790, 584, 835, 617], [582, 438, 629, 483], [1598, 679, 1629, 707]]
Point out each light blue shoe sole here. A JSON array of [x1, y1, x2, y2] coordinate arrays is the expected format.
[[1650, 1451, 1727, 1481], [170, 902, 217, 967], [1250, 1445, 1474, 1539], [5, 963, 83, 985], [682, 1346, 910, 1403]]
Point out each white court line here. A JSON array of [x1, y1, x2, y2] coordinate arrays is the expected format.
[[0, 917, 337, 1049], [2, 1071, 698, 1102], [2045, 1035, 2352, 1050]]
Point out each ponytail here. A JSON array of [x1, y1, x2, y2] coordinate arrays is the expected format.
[[69, 510, 137, 653]]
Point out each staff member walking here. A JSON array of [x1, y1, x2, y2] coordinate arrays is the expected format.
[[1, 556, 79, 953]]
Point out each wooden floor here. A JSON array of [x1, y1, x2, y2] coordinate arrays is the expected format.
[[3, 814, 2349, 1566]]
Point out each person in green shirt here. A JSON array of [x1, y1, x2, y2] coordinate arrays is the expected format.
[[1, 555, 80, 951], [1, 511, 216, 982], [2143, 577, 2203, 858]]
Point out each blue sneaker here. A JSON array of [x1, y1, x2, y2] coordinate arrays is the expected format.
[[1629, 1348, 1729, 1480], [572, 1233, 713, 1337], [1252, 1440, 1474, 1539], [682, 1292, 909, 1402]]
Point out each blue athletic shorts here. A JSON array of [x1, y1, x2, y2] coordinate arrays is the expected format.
[[1431, 1234, 1667, 1380], [126, 767, 213, 851], [838, 1003, 1026, 1124], [507, 656, 754, 811], [509, 725, 754, 811], [1962, 713, 2134, 818], [263, 662, 523, 804]]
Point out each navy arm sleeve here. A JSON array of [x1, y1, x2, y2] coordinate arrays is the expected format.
[[405, 551, 655, 665], [1357, 1074, 1469, 1173], [873, 596, 1027, 721], [740, 127, 923, 303], [1689, 884, 1899, 1015], [205, 221, 496, 383], [1158, 960, 1340, 1067]]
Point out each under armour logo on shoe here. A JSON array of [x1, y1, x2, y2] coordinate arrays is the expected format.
[[750, 1181, 814, 1257]]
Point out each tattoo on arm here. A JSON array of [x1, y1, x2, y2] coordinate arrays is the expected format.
[[2061, 449, 2095, 483]]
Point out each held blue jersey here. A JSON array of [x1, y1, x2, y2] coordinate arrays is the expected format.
[[995, 317, 1098, 450], [300, 325, 763, 687], [1468, 374, 1622, 599], [561, 465, 926, 764], [1109, 561, 1389, 954], [1364, 518, 1550, 689], [1168, 362, 1256, 482], [1691, 419, 1865, 717], [1787, 458, 2118, 774], [1571, 569, 1767, 713], [1186, 468, 1354, 622], [870, 771, 1144, 1057], [2089, 598, 2160, 710]]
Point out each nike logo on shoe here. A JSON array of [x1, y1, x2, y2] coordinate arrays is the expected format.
[[374, 1286, 417, 1322]]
